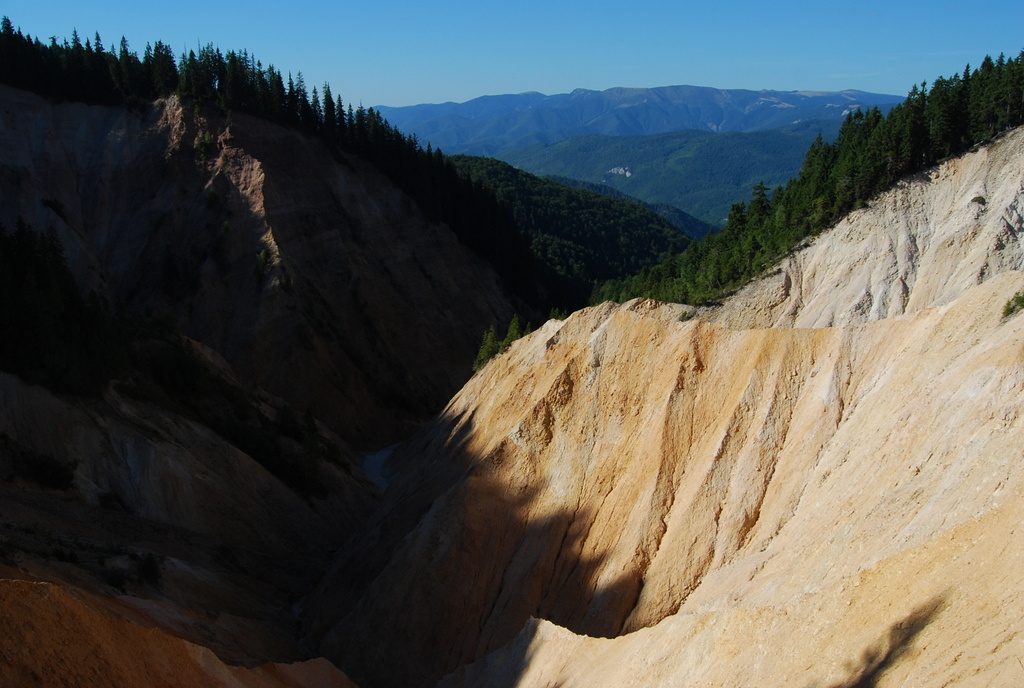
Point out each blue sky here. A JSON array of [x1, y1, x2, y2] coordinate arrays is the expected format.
[[3, 1, 1022, 107]]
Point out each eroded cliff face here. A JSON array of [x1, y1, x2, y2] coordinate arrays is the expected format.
[[433, 277, 1024, 688], [0, 84, 515, 448], [307, 129, 1024, 688], [709, 127, 1024, 329], [0, 356, 378, 668]]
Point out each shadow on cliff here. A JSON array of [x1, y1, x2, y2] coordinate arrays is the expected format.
[[820, 595, 947, 688], [306, 406, 642, 688]]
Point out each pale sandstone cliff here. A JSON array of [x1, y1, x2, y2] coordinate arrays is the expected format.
[[709, 127, 1024, 329], [436, 276, 1024, 687], [308, 129, 1024, 688]]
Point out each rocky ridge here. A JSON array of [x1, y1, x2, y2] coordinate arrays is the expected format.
[[709, 127, 1024, 328]]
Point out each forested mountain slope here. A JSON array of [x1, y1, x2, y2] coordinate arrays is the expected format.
[[497, 121, 839, 225], [545, 176, 717, 238], [449, 155, 708, 308], [599, 52, 1024, 307]]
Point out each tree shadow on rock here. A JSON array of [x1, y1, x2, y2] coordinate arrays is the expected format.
[[305, 406, 642, 688], [825, 594, 947, 688]]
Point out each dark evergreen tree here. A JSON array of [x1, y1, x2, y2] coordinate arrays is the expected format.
[[322, 83, 337, 139], [472, 326, 499, 371], [146, 40, 178, 97]]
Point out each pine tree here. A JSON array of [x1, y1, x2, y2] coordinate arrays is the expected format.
[[322, 82, 336, 139], [472, 326, 499, 371], [146, 40, 177, 97], [311, 85, 322, 131], [499, 314, 522, 352]]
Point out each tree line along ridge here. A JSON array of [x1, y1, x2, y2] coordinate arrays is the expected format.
[[596, 52, 1024, 306]]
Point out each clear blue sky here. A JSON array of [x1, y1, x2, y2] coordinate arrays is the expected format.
[[3, 1, 1022, 107]]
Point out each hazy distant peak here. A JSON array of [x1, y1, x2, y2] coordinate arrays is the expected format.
[[374, 84, 903, 155]]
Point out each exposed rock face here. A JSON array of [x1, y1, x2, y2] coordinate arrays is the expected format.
[[435, 277, 1024, 688], [308, 129, 1024, 688], [0, 370, 366, 559], [709, 127, 1024, 328], [0, 84, 515, 448]]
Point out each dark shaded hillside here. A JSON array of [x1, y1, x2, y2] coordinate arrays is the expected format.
[[498, 121, 842, 225], [0, 221, 123, 398], [375, 85, 903, 155], [0, 219, 382, 675], [0, 83, 518, 449], [0, 220, 349, 498], [451, 156, 698, 308]]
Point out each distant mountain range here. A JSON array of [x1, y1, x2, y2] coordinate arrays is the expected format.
[[375, 85, 905, 156]]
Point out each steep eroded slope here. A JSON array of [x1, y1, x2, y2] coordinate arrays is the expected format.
[[709, 127, 1024, 329], [308, 128, 1024, 688]]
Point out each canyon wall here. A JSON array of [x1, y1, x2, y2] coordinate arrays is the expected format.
[[438, 275, 1024, 687], [0, 82, 514, 679], [309, 128, 1024, 688], [709, 127, 1024, 329]]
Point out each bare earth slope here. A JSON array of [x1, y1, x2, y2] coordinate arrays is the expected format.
[[308, 128, 1024, 688], [709, 127, 1024, 329], [0, 578, 357, 688], [437, 276, 1024, 688]]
